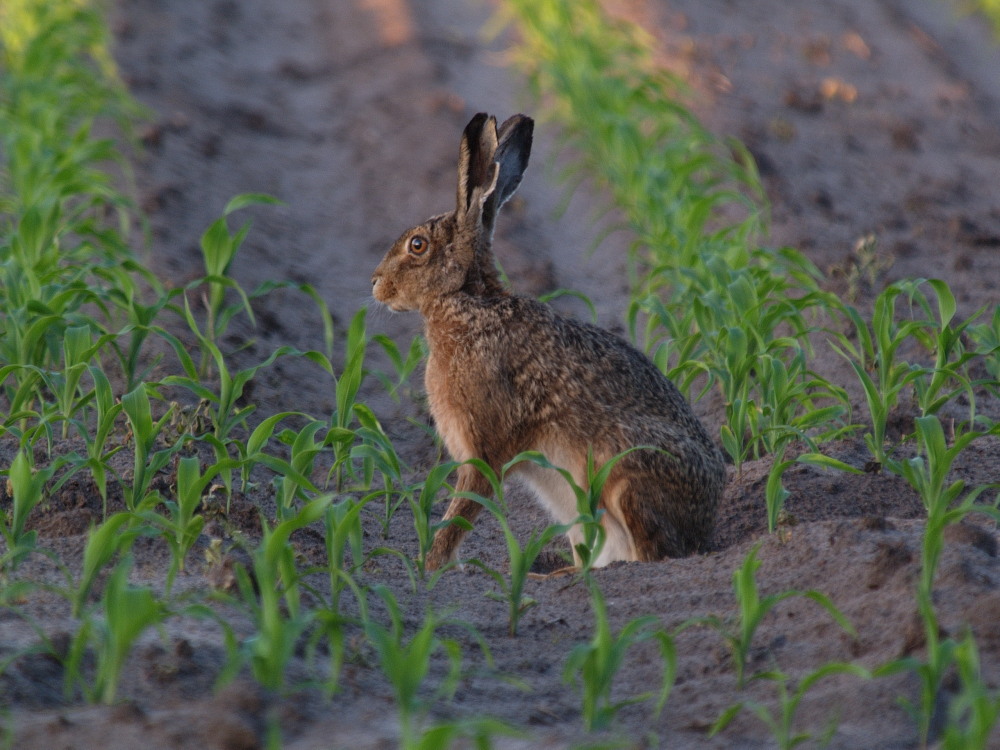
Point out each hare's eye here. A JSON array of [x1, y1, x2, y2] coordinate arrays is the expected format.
[[408, 235, 429, 255]]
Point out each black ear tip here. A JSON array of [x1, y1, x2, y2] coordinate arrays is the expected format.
[[497, 114, 534, 151], [520, 118, 534, 148], [464, 112, 490, 139]]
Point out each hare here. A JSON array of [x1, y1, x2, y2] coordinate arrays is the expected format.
[[371, 112, 725, 571]]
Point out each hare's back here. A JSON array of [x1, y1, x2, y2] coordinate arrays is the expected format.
[[496, 296, 705, 432]]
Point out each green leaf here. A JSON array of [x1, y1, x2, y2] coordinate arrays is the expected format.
[[223, 193, 283, 214]]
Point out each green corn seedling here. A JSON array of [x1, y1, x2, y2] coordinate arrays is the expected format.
[[697, 544, 856, 688], [711, 662, 871, 749], [555, 447, 647, 572], [563, 576, 676, 731], [303, 494, 376, 698], [121, 383, 180, 510], [349, 403, 407, 537], [408, 460, 458, 578], [764, 449, 794, 534], [159, 294, 328, 499], [0, 448, 58, 575], [372, 333, 425, 401], [363, 585, 464, 750], [969, 305, 1000, 386], [331, 308, 369, 490], [410, 717, 522, 749], [142, 455, 241, 592], [66, 556, 169, 704], [234, 410, 314, 496], [905, 279, 983, 420], [831, 284, 928, 468], [70, 512, 142, 617], [885, 415, 1000, 746], [272, 420, 329, 518], [195, 193, 283, 370], [62, 366, 124, 515], [940, 632, 1000, 750], [320, 493, 374, 611], [457, 455, 569, 636], [234, 495, 331, 693]]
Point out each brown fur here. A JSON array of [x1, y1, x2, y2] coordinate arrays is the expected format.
[[371, 113, 725, 570]]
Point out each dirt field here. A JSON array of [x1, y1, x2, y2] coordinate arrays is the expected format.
[[5, 0, 1000, 747]]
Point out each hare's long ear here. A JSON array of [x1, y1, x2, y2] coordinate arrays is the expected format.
[[455, 113, 533, 246], [482, 115, 533, 234], [456, 113, 500, 224]]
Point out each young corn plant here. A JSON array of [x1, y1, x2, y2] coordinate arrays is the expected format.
[[0, 448, 60, 576], [568, 447, 657, 572], [763, 449, 794, 535], [410, 718, 522, 749], [158, 294, 333, 501], [231, 495, 332, 694], [65, 556, 170, 704], [762, 449, 869, 534], [233, 410, 314, 496], [903, 280, 983, 420], [363, 585, 464, 750], [408, 460, 458, 579], [528, 448, 639, 572], [688, 262, 842, 469], [140, 455, 241, 593], [162, 295, 298, 430], [457, 455, 569, 636], [306, 494, 375, 696], [695, 544, 856, 689], [69, 512, 142, 617], [184, 192, 334, 371], [196, 193, 281, 364], [885, 414, 1000, 746], [322, 495, 371, 597], [939, 632, 1000, 750], [761, 451, 871, 534], [349, 402, 407, 539], [372, 332, 425, 401], [0, 365, 43, 437], [49, 325, 102, 439], [59, 366, 125, 515], [886, 415, 1000, 588], [107, 275, 178, 392], [120, 382, 181, 511], [271, 420, 329, 519], [317, 487, 409, 627], [969, 305, 1000, 386], [563, 576, 676, 732], [330, 308, 370, 490], [710, 662, 872, 749], [831, 283, 929, 468]]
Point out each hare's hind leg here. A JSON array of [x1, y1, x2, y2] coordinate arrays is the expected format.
[[425, 462, 493, 571], [618, 471, 715, 560]]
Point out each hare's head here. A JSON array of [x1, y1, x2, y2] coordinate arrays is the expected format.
[[372, 113, 533, 312]]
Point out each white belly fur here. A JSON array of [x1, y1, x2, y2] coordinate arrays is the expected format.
[[510, 443, 636, 566]]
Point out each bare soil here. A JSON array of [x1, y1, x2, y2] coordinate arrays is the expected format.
[[4, 0, 1000, 747]]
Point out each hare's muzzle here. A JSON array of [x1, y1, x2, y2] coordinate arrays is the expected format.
[[371, 271, 398, 308]]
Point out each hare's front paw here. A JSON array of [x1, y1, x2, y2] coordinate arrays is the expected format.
[[424, 547, 452, 573], [424, 533, 461, 573]]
